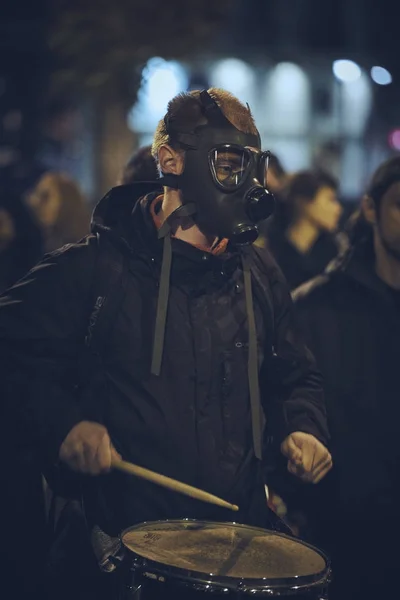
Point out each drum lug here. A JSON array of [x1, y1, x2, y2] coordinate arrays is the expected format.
[[127, 583, 142, 599], [119, 583, 142, 600], [108, 554, 124, 568]]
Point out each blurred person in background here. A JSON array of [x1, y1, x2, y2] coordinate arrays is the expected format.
[[27, 172, 90, 252], [118, 144, 159, 185], [266, 170, 343, 289], [292, 156, 400, 599], [37, 98, 84, 182], [0, 190, 43, 293], [0, 88, 46, 200], [0, 87, 48, 600], [0, 195, 45, 598]]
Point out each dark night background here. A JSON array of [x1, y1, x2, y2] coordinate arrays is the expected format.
[[0, 0, 399, 196], [0, 3, 400, 597]]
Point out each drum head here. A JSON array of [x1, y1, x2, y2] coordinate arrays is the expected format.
[[121, 520, 327, 587]]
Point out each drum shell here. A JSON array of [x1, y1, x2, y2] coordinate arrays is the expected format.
[[123, 561, 330, 599], [120, 520, 330, 599]]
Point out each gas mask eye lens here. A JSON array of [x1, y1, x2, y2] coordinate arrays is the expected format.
[[210, 147, 250, 190], [215, 163, 239, 185]]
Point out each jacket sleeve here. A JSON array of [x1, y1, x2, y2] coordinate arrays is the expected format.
[[0, 240, 97, 464], [261, 258, 330, 447]]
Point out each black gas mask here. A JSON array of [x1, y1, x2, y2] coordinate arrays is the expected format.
[[160, 90, 275, 245]]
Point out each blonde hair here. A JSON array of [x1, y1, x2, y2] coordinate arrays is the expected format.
[[32, 172, 91, 251], [152, 87, 258, 166]]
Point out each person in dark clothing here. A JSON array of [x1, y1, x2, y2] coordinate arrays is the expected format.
[[0, 190, 43, 293], [118, 144, 158, 184], [267, 170, 343, 289], [0, 191, 45, 599], [293, 156, 400, 599], [0, 88, 331, 599]]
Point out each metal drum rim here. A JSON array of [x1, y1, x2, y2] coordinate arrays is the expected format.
[[120, 519, 330, 593]]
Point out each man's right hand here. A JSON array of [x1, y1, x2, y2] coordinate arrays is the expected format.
[[59, 421, 121, 475]]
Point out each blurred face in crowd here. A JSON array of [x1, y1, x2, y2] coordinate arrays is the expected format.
[[375, 181, 400, 261], [301, 185, 342, 233], [27, 174, 61, 228], [0, 208, 16, 251]]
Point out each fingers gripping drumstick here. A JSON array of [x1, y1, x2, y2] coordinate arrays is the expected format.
[[112, 458, 239, 512]]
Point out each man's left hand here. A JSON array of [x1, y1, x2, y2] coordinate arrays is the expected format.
[[281, 432, 332, 484]]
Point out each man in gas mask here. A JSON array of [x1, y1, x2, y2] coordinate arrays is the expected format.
[[0, 88, 331, 598]]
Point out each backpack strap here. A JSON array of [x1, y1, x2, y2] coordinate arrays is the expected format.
[[248, 245, 275, 349], [247, 245, 284, 465]]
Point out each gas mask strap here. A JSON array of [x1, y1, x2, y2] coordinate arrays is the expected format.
[[157, 204, 197, 239], [158, 174, 181, 189], [242, 252, 264, 461], [151, 232, 172, 377]]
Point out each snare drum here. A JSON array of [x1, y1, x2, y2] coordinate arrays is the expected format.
[[120, 520, 330, 599]]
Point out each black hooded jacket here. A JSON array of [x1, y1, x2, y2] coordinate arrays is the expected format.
[[0, 183, 328, 536], [293, 244, 400, 520]]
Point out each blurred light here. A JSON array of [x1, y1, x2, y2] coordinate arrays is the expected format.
[[341, 141, 365, 197], [267, 137, 311, 171], [145, 58, 186, 113], [209, 58, 255, 104], [371, 66, 392, 85], [340, 71, 372, 137], [267, 62, 310, 135], [388, 129, 400, 150], [333, 60, 361, 83], [128, 57, 188, 132]]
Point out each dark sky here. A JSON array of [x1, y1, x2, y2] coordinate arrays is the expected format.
[[1, 0, 399, 70], [0, 0, 398, 155], [0, 0, 399, 110], [222, 0, 400, 79]]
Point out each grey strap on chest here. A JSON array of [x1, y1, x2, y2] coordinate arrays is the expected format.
[[242, 252, 264, 460], [151, 204, 196, 376], [150, 233, 172, 376]]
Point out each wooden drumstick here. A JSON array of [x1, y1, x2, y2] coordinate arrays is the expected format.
[[112, 458, 239, 512]]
